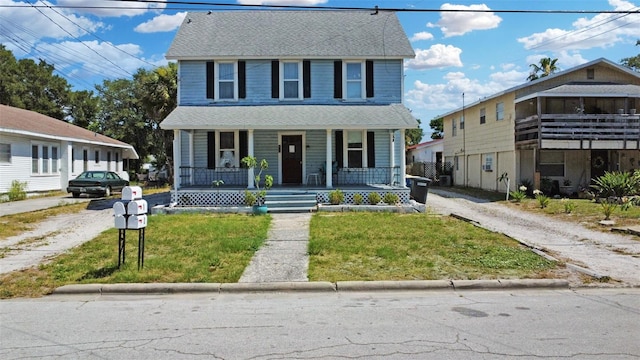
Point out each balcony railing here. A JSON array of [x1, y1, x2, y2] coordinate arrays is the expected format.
[[179, 166, 248, 187], [335, 167, 401, 186], [515, 114, 640, 144], [178, 166, 402, 187]]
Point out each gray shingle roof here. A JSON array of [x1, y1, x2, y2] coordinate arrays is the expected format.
[[166, 10, 415, 60], [160, 104, 419, 130], [0, 104, 139, 159], [538, 83, 640, 96]]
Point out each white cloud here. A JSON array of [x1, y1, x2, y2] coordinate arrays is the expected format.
[[405, 44, 463, 70], [435, 3, 502, 37], [135, 12, 187, 33], [410, 31, 434, 42], [236, 0, 327, 5], [517, 0, 640, 51], [405, 68, 526, 119], [56, 0, 167, 17], [0, 0, 104, 52]]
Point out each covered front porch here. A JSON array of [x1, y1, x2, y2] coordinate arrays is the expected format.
[[162, 104, 417, 206]]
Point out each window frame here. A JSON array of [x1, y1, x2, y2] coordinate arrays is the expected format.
[[217, 130, 240, 168], [460, 115, 465, 130], [95, 150, 100, 164], [30, 143, 59, 175], [0, 143, 11, 163], [343, 61, 365, 100], [215, 61, 238, 101], [280, 60, 303, 100], [496, 102, 505, 121], [483, 154, 493, 172], [480, 107, 486, 124], [343, 129, 367, 168], [451, 118, 457, 137]]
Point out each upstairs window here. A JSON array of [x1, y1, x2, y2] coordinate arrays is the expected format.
[[496, 102, 505, 121], [217, 62, 236, 100], [480, 108, 486, 124], [452, 118, 457, 137], [345, 62, 364, 99], [281, 61, 302, 100], [460, 115, 465, 130], [207, 61, 245, 101]]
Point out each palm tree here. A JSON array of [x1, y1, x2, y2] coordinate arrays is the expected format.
[[527, 57, 559, 81]]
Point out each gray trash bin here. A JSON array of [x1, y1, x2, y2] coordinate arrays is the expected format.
[[407, 176, 431, 204]]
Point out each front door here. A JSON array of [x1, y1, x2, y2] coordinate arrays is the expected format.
[[282, 135, 303, 184], [590, 150, 608, 182]]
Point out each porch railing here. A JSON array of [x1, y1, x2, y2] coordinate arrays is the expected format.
[[516, 114, 640, 144], [335, 167, 401, 186], [179, 166, 248, 187]]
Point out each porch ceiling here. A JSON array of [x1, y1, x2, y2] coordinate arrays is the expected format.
[[160, 104, 418, 130]]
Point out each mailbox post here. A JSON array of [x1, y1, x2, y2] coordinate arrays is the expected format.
[[113, 186, 148, 269]]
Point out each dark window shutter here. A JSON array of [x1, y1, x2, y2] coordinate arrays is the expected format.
[[206, 62, 215, 99], [238, 61, 246, 99], [366, 60, 374, 98], [239, 130, 248, 165], [367, 131, 375, 168], [271, 60, 279, 98], [333, 60, 342, 99], [335, 130, 343, 168], [207, 132, 216, 169], [303, 60, 311, 98]]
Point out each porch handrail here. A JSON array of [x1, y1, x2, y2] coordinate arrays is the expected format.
[[335, 166, 401, 186], [179, 166, 248, 187], [516, 114, 640, 142]]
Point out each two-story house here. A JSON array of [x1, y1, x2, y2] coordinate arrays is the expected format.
[[441, 58, 640, 195], [160, 10, 419, 207]]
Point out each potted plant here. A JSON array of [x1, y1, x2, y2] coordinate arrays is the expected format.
[[241, 156, 273, 215]]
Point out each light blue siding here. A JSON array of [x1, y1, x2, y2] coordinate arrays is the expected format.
[[180, 130, 191, 166], [178, 59, 405, 105], [252, 130, 279, 182], [305, 130, 327, 175], [372, 129, 391, 167]]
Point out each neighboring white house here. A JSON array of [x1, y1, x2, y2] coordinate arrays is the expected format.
[[0, 104, 139, 194], [406, 139, 443, 165]]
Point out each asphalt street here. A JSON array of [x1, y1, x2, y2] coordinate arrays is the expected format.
[[1, 288, 639, 359]]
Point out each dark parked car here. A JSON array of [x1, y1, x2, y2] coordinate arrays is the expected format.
[[67, 171, 129, 198]]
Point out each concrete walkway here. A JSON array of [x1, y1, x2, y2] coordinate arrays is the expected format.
[[239, 213, 311, 283]]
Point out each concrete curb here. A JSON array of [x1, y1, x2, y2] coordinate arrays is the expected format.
[[52, 279, 569, 295]]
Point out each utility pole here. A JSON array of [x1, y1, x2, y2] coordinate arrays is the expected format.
[[462, 92, 466, 187]]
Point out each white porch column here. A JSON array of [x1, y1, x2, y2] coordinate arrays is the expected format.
[[173, 129, 181, 191], [325, 129, 333, 188], [248, 129, 255, 189], [389, 130, 395, 185], [188, 130, 194, 185], [399, 129, 406, 187]]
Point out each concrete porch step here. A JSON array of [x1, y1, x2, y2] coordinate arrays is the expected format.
[[265, 192, 318, 213]]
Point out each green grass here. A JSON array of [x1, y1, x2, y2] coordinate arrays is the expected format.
[[0, 213, 270, 298], [308, 212, 558, 282]]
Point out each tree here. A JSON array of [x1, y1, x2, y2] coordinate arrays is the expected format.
[[405, 118, 424, 147], [621, 40, 640, 72], [429, 117, 443, 139], [67, 90, 99, 129], [0, 45, 71, 119], [527, 57, 559, 81]]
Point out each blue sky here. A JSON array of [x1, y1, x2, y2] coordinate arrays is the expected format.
[[1, 0, 639, 139]]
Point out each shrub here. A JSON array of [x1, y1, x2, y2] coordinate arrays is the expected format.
[[8, 180, 27, 201], [353, 193, 363, 205], [382, 192, 399, 205], [328, 189, 344, 205], [561, 198, 575, 214], [368, 192, 381, 205], [591, 171, 639, 198], [244, 190, 257, 206], [510, 185, 527, 203], [600, 199, 618, 220], [533, 189, 549, 209]]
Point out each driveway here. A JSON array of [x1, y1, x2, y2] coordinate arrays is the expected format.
[[428, 188, 640, 286]]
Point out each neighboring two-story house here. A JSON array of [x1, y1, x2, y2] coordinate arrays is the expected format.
[[441, 58, 640, 195], [160, 10, 419, 207]]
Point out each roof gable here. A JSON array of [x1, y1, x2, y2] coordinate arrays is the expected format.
[[167, 10, 415, 60]]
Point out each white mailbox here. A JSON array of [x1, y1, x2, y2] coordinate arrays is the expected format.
[[114, 215, 127, 229], [127, 199, 148, 215], [127, 214, 148, 229], [113, 202, 127, 217], [122, 186, 143, 201]]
